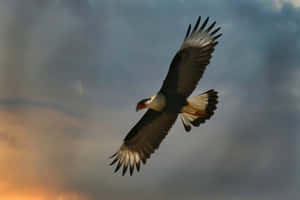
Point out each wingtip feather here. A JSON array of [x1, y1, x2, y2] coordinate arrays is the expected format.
[[130, 164, 134, 176], [205, 21, 216, 33], [199, 17, 209, 32], [192, 16, 201, 33], [122, 165, 128, 176], [114, 161, 122, 173], [136, 161, 141, 172], [110, 156, 119, 166], [213, 33, 222, 41], [109, 152, 117, 159], [210, 27, 221, 36], [185, 24, 191, 39]]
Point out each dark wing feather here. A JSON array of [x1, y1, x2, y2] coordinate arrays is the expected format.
[[160, 17, 222, 97], [110, 109, 178, 176]]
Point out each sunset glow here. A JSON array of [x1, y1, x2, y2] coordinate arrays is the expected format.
[[0, 189, 88, 200], [0, 0, 299, 200], [0, 106, 89, 200]]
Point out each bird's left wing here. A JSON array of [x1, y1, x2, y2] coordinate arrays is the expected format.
[[110, 109, 178, 176], [160, 16, 222, 97]]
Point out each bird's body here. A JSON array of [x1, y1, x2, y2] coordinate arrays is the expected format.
[[145, 93, 168, 112], [110, 16, 222, 176]]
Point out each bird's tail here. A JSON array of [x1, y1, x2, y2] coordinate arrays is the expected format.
[[180, 89, 218, 132]]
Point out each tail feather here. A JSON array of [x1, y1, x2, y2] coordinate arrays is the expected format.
[[180, 89, 218, 132]]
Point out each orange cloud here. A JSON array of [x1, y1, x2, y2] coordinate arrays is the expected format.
[[0, 105, 91, 200], [0, 187, 88, 200]]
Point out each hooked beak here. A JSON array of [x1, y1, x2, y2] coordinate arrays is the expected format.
[[136, 98, 150, 112]]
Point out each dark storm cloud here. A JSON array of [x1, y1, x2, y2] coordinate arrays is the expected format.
[[0, 0, 106, 115], [0, 1, 104, 199], [158, 1, 299, 199], [78, 0, 299, 199]]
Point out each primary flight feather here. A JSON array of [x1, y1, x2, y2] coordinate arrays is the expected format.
[[110, 16, 222, 176]]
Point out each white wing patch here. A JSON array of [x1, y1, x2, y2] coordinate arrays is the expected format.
[[180, 17, 221, 50], [181, 32, 212, 49], [110, 145, 143, 176]]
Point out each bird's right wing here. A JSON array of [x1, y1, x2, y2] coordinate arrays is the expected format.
[[160, 16, 222, 97], [110, 109, 178, 176]]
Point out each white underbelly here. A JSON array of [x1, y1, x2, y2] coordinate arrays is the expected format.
[[148, 93, 166, 111]]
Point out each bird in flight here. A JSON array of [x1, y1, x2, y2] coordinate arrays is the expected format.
[[110, 16, 222, 176]]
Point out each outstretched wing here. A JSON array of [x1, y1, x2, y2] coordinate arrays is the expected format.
[[110, 109, 178, 176], [160, 16, 222, 97]]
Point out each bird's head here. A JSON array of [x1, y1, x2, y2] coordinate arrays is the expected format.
[[136, 98, 151, 112]]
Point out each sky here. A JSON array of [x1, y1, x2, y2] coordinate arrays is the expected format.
[[0, 0, 299, 199]]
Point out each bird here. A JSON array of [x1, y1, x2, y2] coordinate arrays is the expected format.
[[110, 16, 222, 176]]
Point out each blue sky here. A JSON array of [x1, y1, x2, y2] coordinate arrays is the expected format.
[[0, 0, 299, 199]]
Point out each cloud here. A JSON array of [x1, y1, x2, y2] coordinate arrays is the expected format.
[[0, 101, 122, 200], [0, 106, 88, 199], [0, 0, 104, 116], [0, 98, 83, 118], [0, 0, 299, 200], [274, 0, 300, 9]]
